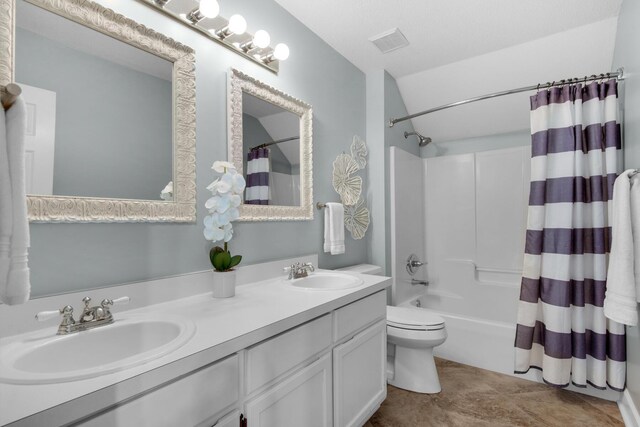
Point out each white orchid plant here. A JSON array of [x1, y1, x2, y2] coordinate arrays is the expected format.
[[204, 161, 246, 272]]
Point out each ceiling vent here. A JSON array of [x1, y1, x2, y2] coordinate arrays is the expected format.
[[369, 28, 409, 53]]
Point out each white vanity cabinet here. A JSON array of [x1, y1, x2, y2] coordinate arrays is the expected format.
[[243, 291, 387, 427], [12, 287, 388, 427]]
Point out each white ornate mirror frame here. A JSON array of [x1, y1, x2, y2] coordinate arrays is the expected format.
[[0, 0, 197, 222], [228, 68, 313, 221]]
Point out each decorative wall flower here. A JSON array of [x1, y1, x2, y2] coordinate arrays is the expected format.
[[332, 153, 362, 206], [344, 197, 370, 240], [350, 135, 368, 170]]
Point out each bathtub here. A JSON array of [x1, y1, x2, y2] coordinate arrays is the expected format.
[[399, 295, 622, 402]]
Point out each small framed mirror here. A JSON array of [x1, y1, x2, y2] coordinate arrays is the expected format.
[[228, 69, 313, 221], [0, 0, 196, 222]]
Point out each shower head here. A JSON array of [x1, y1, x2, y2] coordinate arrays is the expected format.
[[404, 131, 432, 147]]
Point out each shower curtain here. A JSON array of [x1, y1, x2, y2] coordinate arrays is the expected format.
[[514, 80, 626, 391], [245, 147, 270, 205]]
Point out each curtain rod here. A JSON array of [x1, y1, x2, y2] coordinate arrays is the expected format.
[[388, 68, 624, 127], [250, 136, 299, 151]]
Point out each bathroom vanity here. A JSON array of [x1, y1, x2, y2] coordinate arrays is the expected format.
[[0, 257, 390, 427]]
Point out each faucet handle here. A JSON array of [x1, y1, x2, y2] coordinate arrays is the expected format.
[[100, 296, 130, 307], [35, 305, 73, 322]]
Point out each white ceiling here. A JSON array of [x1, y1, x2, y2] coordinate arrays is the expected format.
[[273, 0, 622, 78], [274, 0, 623, 142]]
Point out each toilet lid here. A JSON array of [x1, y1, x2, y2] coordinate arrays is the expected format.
[[387, 306, 445, 330]]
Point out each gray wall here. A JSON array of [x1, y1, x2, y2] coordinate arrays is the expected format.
[[27, 0, 367, 297], [15, 28, 172, 200], [367, 70, 418, 275], [612, 0, 640, 409]]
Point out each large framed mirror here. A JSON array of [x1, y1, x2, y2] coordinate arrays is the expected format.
[[228, 68, 313, 221], [0, 0, 196, 222]]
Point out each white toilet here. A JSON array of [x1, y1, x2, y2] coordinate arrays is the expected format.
[[336, 264, 447, 394]]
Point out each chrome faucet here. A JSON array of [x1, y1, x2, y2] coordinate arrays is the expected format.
[[283, 262, 315, 280], [36, 296, 130, 335]]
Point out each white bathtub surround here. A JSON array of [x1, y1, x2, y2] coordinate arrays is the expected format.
[[0, 255, 390, 426], [0, 98, 30, 306], [323, 202, 345, 255], [604, 170, 640, 325]]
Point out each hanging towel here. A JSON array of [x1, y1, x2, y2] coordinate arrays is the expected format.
[[604, 169, 640, 326], [0, 103, 11, 301], [245, 148, 270, 205], [2, 98, 30, 305], [323, 202, 345, 255]]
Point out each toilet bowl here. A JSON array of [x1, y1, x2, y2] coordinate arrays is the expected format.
[[336, 264, 447, 394], [386, 305, 447, 393]]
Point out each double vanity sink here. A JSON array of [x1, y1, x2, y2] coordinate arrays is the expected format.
[[0, 266, 387, 426], [0, 272, 361, 385]]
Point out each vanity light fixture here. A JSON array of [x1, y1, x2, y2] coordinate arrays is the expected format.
[[240, 30, 270, 52], [139, 0, 288, 73], [215, 14, 247, 39], [262, 43, 290, 63]]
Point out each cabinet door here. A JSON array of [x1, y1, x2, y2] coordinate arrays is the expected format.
[[245, 353, 332, 427], [333, 320, 386, 427], [77, 355, 240, 427]]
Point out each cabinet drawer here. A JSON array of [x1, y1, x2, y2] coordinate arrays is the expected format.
[[246, 314, 332, 394], [334, 290, 386, 343], [78, 354, 240, 427]]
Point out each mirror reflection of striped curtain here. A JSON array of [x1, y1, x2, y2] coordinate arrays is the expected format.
[[246, 148, 270, 205], [514, 80, 626, 391]]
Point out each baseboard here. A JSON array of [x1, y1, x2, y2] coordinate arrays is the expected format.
[[619, 389, 640, 427]]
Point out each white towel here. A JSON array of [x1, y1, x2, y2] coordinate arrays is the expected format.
[[2, 98, 30, 305], [0, 103, 11, 300], [604, 169, 640, 326], [323, 202, 345, 255]]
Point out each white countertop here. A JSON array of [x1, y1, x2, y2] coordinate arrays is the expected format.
[[0, 269, 390, 426]]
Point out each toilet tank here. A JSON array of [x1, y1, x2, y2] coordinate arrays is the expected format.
[[336, 264, 383, 275]]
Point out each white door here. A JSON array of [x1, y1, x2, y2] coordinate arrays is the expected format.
[[245, 353, 332, 427], [19, 83, 56, 195], [390, 146, 426, 305], [333, 320, 386, 427]]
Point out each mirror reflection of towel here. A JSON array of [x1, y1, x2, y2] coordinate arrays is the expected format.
[[246, 148, 270, 205]]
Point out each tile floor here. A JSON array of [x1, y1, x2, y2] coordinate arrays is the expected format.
[[365, 358, 624, 427]]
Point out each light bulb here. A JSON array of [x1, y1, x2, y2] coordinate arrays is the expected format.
[[253, 30, 270, 49], [273, 43, 289, 61], [228, 14, 247, 35], [199, 0, 219, 18]]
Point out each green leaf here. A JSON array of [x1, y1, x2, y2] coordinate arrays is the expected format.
[[213, 251, 231, 271], [229, 255, 242, 269], [209, 246, 224, 268]]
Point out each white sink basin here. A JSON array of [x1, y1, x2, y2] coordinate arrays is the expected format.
[[0, 315, 196, 384], [288, 272, 364, 290]]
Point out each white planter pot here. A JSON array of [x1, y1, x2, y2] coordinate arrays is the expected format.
[[212, 270, 236, 298]]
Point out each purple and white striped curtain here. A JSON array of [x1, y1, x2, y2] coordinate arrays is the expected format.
[[514, 80, 626, 391], [246, 148, 270, 205]]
